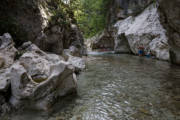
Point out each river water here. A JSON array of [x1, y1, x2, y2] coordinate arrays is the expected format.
[[1, 54, 180, 120]]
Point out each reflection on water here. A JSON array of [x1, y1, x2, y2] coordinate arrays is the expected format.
[[1, 54, 180, 120]]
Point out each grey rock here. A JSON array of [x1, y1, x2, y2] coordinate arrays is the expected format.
[[0, 33, 17, 68], [0, 0, 85, 56], [90, 30, 114, 50], [69, 46, 81, 57], [158, 0, 180, 64], [0, 33, 13, 49], [108, 0, 153, 25], [68, 55, 86, 72], [9, 44, 77, 111], [114, 4, 169, 60], [0, 95, 11, 116], [0, 69, 11, 92], [114, 33, 131, 53], [0, 33, 17, 92], [63, 48, 86, 72]]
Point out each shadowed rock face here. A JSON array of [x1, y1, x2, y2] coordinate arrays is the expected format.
[[107, 0, 153, 25], [0, 0, 85, 55], [90, 30, 115, 50], [114, 33, 132, 54], [158, 0, 180, 65], [0, 33, 17, 115]]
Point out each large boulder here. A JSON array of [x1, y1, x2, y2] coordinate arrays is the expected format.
[[158, 0, 180, 64], [90, 30, 114, 50], [0, 33, 17, 116], [0, 33, 17, 69], [63, 48, 86, 73], [0, 33, 17, 92], [9, 43, 77, 110], [67, 56, 86, 73], [114, 4, 169, 60]]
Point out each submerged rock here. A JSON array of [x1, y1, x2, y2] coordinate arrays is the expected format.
[[114, 4, 169, 60]]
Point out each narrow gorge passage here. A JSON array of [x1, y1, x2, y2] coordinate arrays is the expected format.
[[0, 0, 180, 120], [6, 54, 180, 120]]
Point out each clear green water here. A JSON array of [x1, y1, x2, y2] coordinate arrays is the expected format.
[[1, 54, 180, 120]]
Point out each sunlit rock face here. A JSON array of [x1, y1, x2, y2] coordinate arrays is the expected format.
[[0, 33, 17, 92], [9, 43, 77, 111], [0, 0, 85, 55], [0, 33, 17, 115], [90, 0, 154, 52], [158, 0, 180, 65], [114, 4, 169, 61]]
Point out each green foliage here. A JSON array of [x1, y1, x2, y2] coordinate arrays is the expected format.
[[47, 0, 77, 29], [47, 0, 111, 38], [73, 0, 111, 38]]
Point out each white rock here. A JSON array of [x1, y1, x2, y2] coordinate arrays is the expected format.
[[0, 69, 11, 92], [9, 44, 77, 110], [0, 33, 17, 92], [68, 55, 86, 72], [0, 33, 17, 68], [114, 4, 170, 60]]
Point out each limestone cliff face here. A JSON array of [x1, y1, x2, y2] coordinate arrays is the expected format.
[[107, 0, 180, 63], [158, 0, 180, 65], [90, 0, 154, 51], [0, 0, 85, 55], [114, 4, 169, 60], [90, 0, 180, 62]]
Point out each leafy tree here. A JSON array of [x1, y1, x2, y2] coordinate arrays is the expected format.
[[73, 0, 111, 38], [49, 0, 111, 38]]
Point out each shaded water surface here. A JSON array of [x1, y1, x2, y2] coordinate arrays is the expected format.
[[2, 54, 180, 120]]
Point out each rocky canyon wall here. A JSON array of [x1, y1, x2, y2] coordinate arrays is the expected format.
[[158, 0, 180, 64], [0, 0, 86, 115], [0, 0, 85, 55], [90, 0, 180, 64]]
